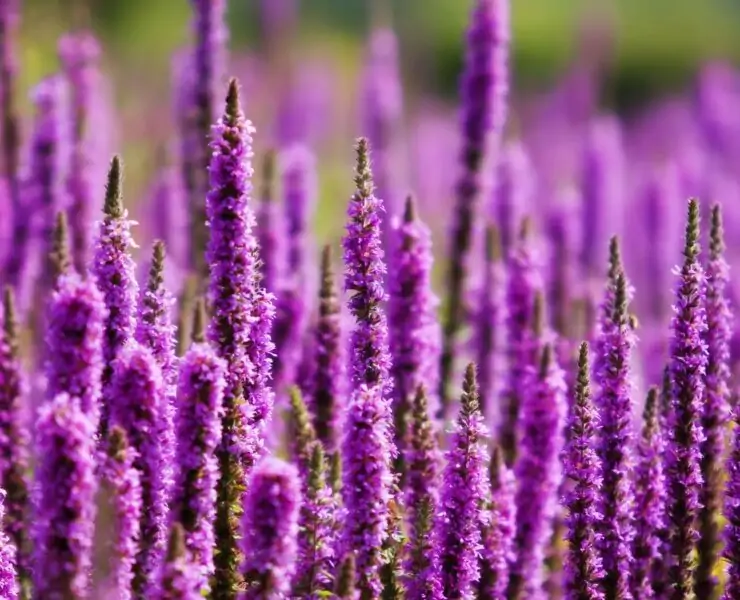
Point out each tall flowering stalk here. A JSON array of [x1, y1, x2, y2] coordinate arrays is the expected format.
[[206, 79, 260, 598], [288, 387, 317, 483], [255, 151, 281, 295], [0, 0, 21, 235], [594, 238, 636, 600], [509, 344, 567, 599], [188, 0, 227, 277], [631, 388, 666, 599], [171, 340, 226, 592], [695, 204, 731, 598], [666, 198, 708, 599], [32, 392, 97, 600], [45, 272, 106, 421], [109, 342, 170, 596], [0, 489, 18, 600], [343, 137, 392, 395], [439, 0, 509, 416], [478, 446, 516, 600], [434, 364, 489, 599], [242, 458, 301, 599], [294, 441, 337, 596], [388, 196, 440, 476], [341, 384, 394, 598], [724, 401, 740, 599], [50, 210, 72, 280], [0, 288, 27, 593], [155, 523, 203, 600], [499, 220, 541, 465], [404, 386, 442, 600], [92, 156, 139, 438], [474, 223, 504, 419], [103, 426, 142, 600], [311, 245, 344, 453], [58, 31, 101, 272], [563, 343, 604, 600]]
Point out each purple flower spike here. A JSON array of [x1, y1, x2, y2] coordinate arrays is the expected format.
[[434, 364, 489, 599], [479, 446, 516, 600], [103, 426, 142, 600], [494, 142, 533, 257], [439, 0, 510, 416], [255, 151, 282, 296], [499, 219, 542, 465], [666, 198, 708, 598], [58, 31, 101, 273], [92, 156, 139, 438], [45, 272, 106, 421], [0, 489, 18, 600], [389, 196, 440, 475], [188, 0, 227, 277], [631, 389, 666, 599], [473, 223, 504, 420], [310, 246, 345, 453], [404, 387, 443, 600], [341, 384, 394, 598], [723, 403, 740, 600], [563, 343, 604, 600], [242, 458, 301, 599], [594, 238, 636, 600], [109, 342, 170, 596], [272, 145, 317, 392], [696, 204, 732, 598], [294, 442, 337, 596], [343, 137, 392, 396], [155, 523, 203, 600], [206, 79, 258, 402], [32, 392, 97, 600], [172, 341, 226, 592], [0, 289, 29, 588], [509, 345, 567, 600]]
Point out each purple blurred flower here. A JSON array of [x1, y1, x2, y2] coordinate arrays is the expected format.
[[155, 524, 203, 600], [242, 458, 301, 599], [32, 392, 97, 600], [0, 489, 18, 600], [255, 151, 282, 296]]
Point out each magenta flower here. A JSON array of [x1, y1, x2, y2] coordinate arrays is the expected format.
[[0, 489, 18, 600], [155, 524, 203, 600]]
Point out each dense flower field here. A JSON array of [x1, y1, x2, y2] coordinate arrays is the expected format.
[[0, 0, 738, 598]]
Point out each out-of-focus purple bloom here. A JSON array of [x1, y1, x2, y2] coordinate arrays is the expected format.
[[341, 384, 393, 598], [666, 199, 708, 597], [255, 151, 282, 296], [580, 117, 623, 279], [499, 220, 542, 465], [58, 31, 101, 273], [155, 523, 203, 600], [473, 223, 504, 420], [343, 137, 392, 396], [272, 145, 317, 393], [45, 272, 106, 421], [389, 196, 440, 474], [109, 342, 169, 596], [0, 489, 18, 600], [404, 386, 442, 600], [310, 246, 345, 453], [509, 345, 566, 599], [242, 458, 300, 599], [171, 342, 226, 592], [434, 364, 489, 599], [593, 239, 636, 600], [103, 426, 142, 600], [494, 142, 533, 256], [696, 204, 732, 599], [188, 0, 227, 276], [631, 388, 666, 599], [439, 0, 509, 416], [146, 163, 187, 272], [360, 27, 403, 231], [32, 392, 97, 600], [0, 288, 27, 588], [479, 446, 516, 600], [724, 400, 740, 600], [91, 156, 139, 438], [563, 343, 604, 600], [294, 441, 337, 596]]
